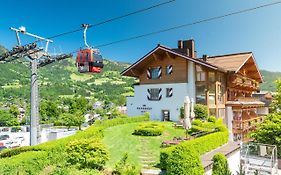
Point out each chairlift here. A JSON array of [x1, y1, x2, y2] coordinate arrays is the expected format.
[[76, 24, 104, 73]]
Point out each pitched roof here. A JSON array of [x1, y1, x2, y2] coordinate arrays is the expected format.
[[206, 52, 252, 72], [206, 52, 263, 82], [121, 45, 222, 77]]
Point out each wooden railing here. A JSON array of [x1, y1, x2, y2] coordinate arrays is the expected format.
[[228, 74, 259, 91], [232, 116, 264, 133]]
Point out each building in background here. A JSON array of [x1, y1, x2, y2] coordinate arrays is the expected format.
[[122, 39, 264, 141]]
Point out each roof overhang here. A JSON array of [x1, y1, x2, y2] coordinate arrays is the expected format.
[[236, 53, 263, 83], [121, 45, 222, 77]]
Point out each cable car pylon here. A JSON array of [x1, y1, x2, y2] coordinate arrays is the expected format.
[[0, 26, 72, 146]]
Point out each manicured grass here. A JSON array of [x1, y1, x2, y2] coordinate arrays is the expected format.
[[102, 121, 185, 169]]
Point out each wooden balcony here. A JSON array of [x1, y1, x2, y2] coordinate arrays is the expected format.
[[228, 74, 259, 91], [232, 116, 264, 134]]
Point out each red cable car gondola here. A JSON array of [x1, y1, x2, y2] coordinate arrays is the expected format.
[[76, 24, 104, 73]]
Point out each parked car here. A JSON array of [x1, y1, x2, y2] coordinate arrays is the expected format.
[[0, 135, 9, 140]]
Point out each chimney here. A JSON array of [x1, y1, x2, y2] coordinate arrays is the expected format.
[[175, 39, 196, 58], [178, 40, 183, 49], [202, 54, 208, 61]]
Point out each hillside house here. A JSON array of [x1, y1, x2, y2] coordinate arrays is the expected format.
[[121, 39, 264, 141]]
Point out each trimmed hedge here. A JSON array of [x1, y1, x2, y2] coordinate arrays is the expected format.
[[0, 115, 149, 174], [0, 115, 149, 158], [160, 126, 228, 170], [166, 145, 204, 175], [133, 122, 164, 136]]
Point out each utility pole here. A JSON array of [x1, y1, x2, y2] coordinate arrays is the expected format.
[[0, 26, 72, 146]]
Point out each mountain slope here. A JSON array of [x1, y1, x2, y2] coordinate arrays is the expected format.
[[260, 70, 281, 92], [0, 45, 136, 105]]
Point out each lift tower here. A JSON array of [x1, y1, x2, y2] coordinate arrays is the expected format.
[[0, 26, 72, 146]]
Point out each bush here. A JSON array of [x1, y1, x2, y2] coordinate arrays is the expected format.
[[66, 138, 109, 170], [160, 126, 228, 170], [0, 115, 149, 174], [207, 116, 217, 123], [194, 104, 208, 120], [112, 153, 139, 175], [166, 145, 204, 175], [212, 153, 231, 175], [133, 122, 164, 136], [192, 119, 203, 126]]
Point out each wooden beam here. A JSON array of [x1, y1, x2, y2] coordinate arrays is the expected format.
[[153, 53, 162, 61], [165, 51, 175, 59]]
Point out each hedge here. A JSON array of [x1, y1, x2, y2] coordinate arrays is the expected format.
[[0, 115, 149, 158], [166, 145, 204, 175], [160, 127, 228, 170], [133, 122, 164, 136], [0, 115, 149, 174]]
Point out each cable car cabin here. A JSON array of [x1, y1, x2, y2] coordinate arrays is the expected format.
[[76, 48, 104, 73]]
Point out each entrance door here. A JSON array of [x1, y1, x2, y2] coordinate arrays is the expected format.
[[162, 110, 170, 121]]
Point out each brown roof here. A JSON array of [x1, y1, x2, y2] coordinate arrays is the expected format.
[[206, 52, 252, 72], [121, 45, 222, 77]]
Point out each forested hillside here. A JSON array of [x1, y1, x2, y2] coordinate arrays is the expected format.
[[260, 70, 281, 92], [1, 44, 280, 106], [0, 45, 136, 105]]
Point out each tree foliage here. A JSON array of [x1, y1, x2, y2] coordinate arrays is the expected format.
[[251, 113, 281, 158], [0, 110, 19, 126]]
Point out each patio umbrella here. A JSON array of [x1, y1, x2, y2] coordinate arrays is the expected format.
[[190, 98, 195, 121], [184, 96, 192, 129]]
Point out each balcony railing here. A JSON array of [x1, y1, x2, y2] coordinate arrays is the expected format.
[[228, 74, 259, 91], [232, 116, 264, 133]]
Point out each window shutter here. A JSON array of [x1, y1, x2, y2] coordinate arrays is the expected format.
[[158, 66, 162, 79], [147, 68, 151, 79], [167, 65, 173, 75]]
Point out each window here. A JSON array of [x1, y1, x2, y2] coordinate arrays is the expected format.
[[151, 67, 161, 79], [196, 84, 206, 104], [196, 65, 206, 81], [166, 65, 172, 75], [166, 88, 173, 97], [208, 72, 215, 82], [148, 88, 162, 101]]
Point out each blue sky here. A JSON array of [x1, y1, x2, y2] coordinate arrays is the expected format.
[[0, 0, 281, 71]]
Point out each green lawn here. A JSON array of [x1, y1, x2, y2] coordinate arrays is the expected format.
[[102, 121, 185, 170]]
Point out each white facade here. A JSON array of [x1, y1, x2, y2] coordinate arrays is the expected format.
[[126, 62, 196, 121]]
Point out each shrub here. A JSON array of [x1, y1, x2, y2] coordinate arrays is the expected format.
[[194, 104, 208, 120], [207, 116, 217, 123], [112, 153, 139, 175], [192, 119, 203, 126], [66, 138, 109, 170], [212, 153, 231, 175], [166, 145, 204, 175], [133, 122, 164, 136]]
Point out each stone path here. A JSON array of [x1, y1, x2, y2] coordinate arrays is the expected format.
[[139, 138, 157, 169]]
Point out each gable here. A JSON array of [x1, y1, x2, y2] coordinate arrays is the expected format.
[[121, 45, 219, 78], [236, 56, 263, 82]]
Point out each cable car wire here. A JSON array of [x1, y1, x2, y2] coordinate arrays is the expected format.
[[65, 0, 281, 54], [94, 1, 281, 48], [44, 0, 176, 40]]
